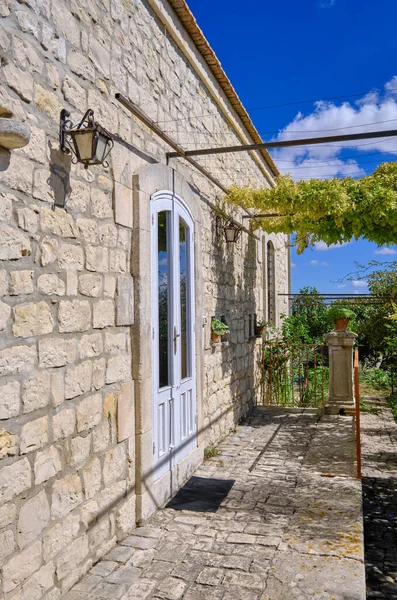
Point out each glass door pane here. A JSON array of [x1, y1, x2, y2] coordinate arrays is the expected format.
[[179, 219, 190, 380], [158, 211, 171, 388]]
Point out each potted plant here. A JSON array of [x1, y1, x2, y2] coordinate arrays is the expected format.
[[254, 318, 265, 337], [211, 317, 230, 344], [327, 306, 356, 332]]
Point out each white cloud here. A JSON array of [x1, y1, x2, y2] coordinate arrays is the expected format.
[[314, 241, 350, 251], [309, 259, 328, 266], [352, 279, 368, 288], [291, 262, 297, 269], [271, 75, 397, 181], [374, 247, 397, 255], [337, 284, 346, 288]]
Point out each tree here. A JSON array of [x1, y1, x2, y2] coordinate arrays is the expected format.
[[276, 287, 329, 344], [227, 162, 397, 253]]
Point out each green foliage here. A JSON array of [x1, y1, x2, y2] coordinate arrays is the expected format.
[[211, 317, 230, 336], [204, 445, 221, 459], [388, 393, 397, 422], [360, 366, 391, 390], [275, 287, 329, 344], [327, 306, 356, 322], [227, 162, 397, 253], [360, 400, 380, 414]]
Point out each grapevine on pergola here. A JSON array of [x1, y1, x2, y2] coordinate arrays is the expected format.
[[226, 162, 397, 253]]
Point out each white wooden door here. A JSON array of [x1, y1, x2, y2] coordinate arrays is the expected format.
[[151, 191, 197, 480]]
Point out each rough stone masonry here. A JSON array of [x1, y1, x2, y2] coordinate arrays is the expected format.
[[0, 0, 289, 598]]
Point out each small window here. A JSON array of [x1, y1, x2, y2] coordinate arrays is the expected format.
[[266, 241, 276, 326]]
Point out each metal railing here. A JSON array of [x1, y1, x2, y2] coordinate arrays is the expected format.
[[260, 342, 329, 407]]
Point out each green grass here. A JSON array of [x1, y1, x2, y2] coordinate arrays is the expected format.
[[360, 400, 380, 415], [359, 367, 392, 396], [204, 445, 221, 459]]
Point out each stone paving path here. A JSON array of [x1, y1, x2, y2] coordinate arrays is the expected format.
[[65, 408, 365, 600], [361, 400, 397, 599]]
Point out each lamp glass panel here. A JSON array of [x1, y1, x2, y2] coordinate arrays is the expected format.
[[225, 227, 237, 243], [73, 130, 94, 161], [95, 132, 107, 162]]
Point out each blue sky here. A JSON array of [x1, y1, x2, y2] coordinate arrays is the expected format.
[[187, 0, 397, 293]]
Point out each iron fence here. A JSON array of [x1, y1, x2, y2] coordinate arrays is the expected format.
[[260, 342, 329, 407]]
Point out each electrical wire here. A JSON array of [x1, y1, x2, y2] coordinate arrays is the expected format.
[[155, 86, 397, 124]]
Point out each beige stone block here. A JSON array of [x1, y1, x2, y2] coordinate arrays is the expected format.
[[47, 63, 60, 89], [3, 63, 33, 102], [41, 207, 77, 238], [79, 333, 103, 359], [88, 515, 110, 552], [117, 380, 134, 442], [106, 355, 131, 384], [0, 344, 36, 377], [109, 248, 127, 273], [103, 444, 126, 487], [20, 124, 46, 164], [66, 269, 78, 295], [62, 75, 86, 108], [51, 371, 64, 407], [18, 490, 50, 548], [58, 243, 84, 270], [32, 168, 54, 203], [78, 273, 102, 297], [39, 337, 76, 368], [70, 434, 91, 469], [68, 49, 95, 82], [38, 273, 65, 296], [97, 480, 126, 514], [91, 189, 113, 219], [0, 224, 31, 260], [22, 370, 51, 413], [116, 274, 134, 326], [0, 194, 12, 222], [76, 393, 102, 432], [0, 270, 8, 296], [77, 218, 97, 244], [53, 407, 75, 441], [0, 529, 15, 562], [0, 457, 31, 504], [51, 473, 83, 519], [103, 392, 117, 420], [17, 207, 38, 233], [93, 299, 115, 329], [59, 299, 91, 332], [92, 420, 110, 453], [34, 84, 62, 121], [105, 331, 127, 354], [92, 358, 106, 390], [65, 361, 92, 399], [13, 301, 53, 338], [116, 494, 136, 539], [0, 502, 17, 529], [80, 498, 99, 528], [9, 270, 34, 296], [0, 380, 20, 418], [114, 182, 133, 228], [13, 561, 55, 600], [34, 445, 61, 485], [56, 533, 89, 580], [98, 223, 117, 247], [0, 299, 11, 329], [51, 0, 80, 44], [40, 237, 58, 266], [20, 416, 48, 454], [67, 179, 90, 214], [43, 514, 80, 562], [2, 155, 34, 196], [103, 274, 116, 297], [2, 539, 42, 593], [13, 36, 43, 73], [0, 428, 19, 459], [16, 10, 40, 37], [82, 457, 102, 500], [86, 245, 109, 272], [117, 227, 131, 250]]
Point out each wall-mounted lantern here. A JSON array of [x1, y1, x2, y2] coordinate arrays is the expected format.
[[216, 216, 242, 244], [60, 109, 114, 168]]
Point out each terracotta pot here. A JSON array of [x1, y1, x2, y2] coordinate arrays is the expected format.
[[211, 331, 221, 344], [334, 317, 349, 332], [254, 326, 264, 337]]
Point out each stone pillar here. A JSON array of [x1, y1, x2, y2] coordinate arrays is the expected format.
[[326, 331, 358, 414]]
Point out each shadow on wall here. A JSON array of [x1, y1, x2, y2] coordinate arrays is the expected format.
[[0, 147, 11, 171], [47, 143, 72, 208]]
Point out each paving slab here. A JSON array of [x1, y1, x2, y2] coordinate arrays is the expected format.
[[64, 409, 365, 600]]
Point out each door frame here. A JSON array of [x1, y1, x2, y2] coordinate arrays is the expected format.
[[150, 190, 197, 481]]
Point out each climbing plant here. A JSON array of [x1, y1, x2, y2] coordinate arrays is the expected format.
[[227, 162, 397, 253]]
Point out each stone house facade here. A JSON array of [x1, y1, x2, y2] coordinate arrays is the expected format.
[[0, 0, 290, 597]]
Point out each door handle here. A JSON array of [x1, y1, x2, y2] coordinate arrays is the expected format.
[[173, 326, 180, 353]]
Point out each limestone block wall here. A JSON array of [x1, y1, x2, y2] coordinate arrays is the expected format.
[[0, 0, 289, 596]]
